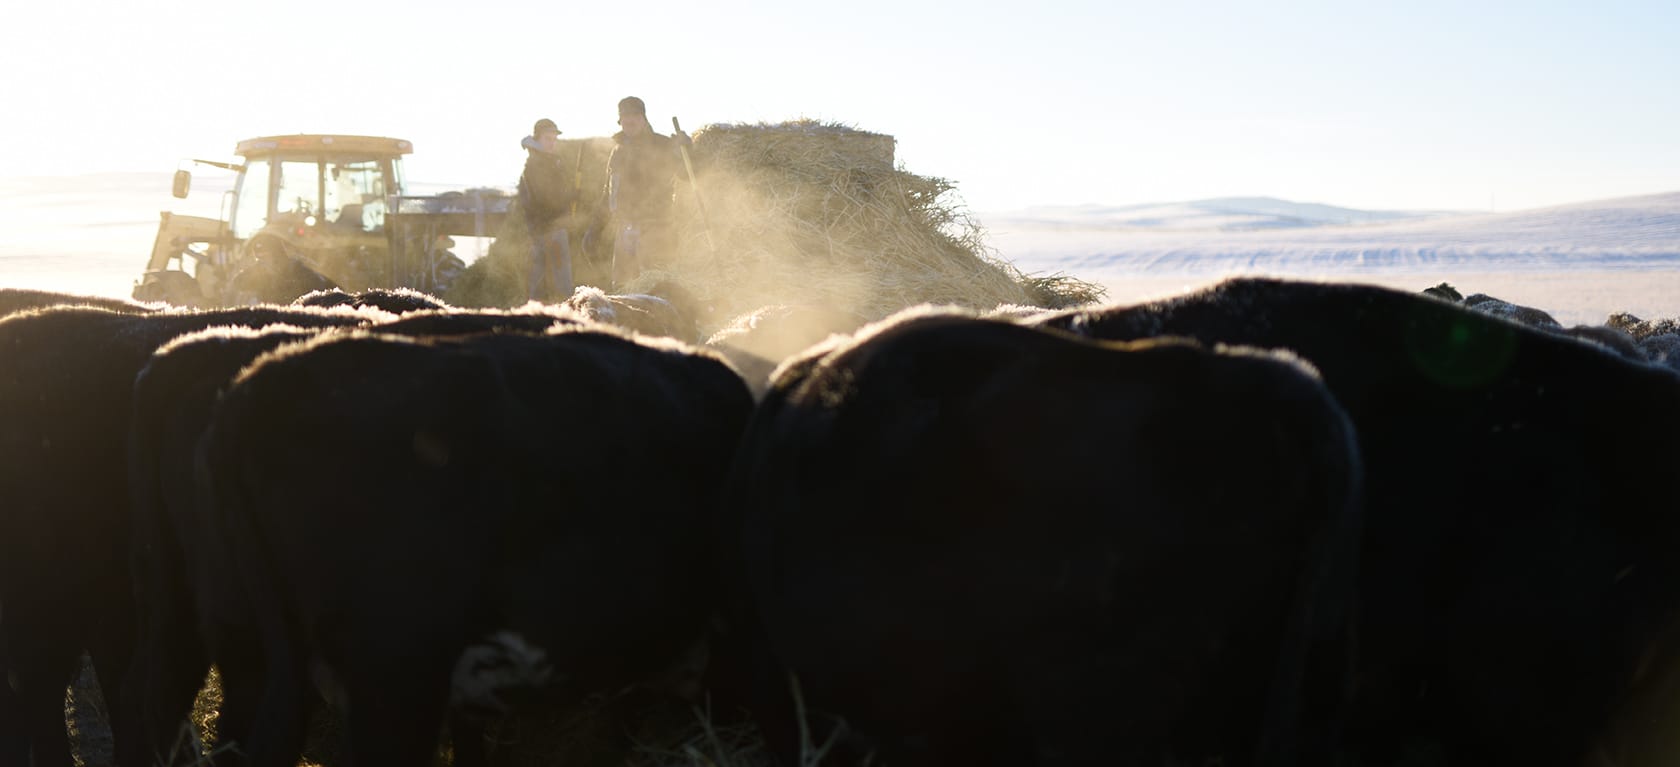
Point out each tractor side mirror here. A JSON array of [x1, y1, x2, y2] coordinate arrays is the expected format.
[[171, 169, 192, 199]]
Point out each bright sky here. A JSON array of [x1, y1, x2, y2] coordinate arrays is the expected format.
[[1, 0, 1675, 213]]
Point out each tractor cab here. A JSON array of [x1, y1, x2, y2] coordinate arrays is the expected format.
[[135, 135, 414, 305]]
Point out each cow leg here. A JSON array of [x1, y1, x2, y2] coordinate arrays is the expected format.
[[0, 682, 31, 767], [212, 654, 264, 762], [448, 713, 488, 767], [11, 647, 79, 767], [118, 622, 208, 767], [232, 651, 312, 767], [726, 617, 803, 767], [86, 631, 135, 766], [122, 544, 213, 767], [343, 665, 448, 767], [0, 595, 85, 767]]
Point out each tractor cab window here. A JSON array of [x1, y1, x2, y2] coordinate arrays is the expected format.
[[324, 159, 387, 233], [388, 156, 405, 202], [274, 159, 322, 223], [230, 152, 396, 241], [231, 158, 272, 240]]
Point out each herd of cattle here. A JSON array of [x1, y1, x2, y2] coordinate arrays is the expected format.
[[3, 277, 1680, 767]]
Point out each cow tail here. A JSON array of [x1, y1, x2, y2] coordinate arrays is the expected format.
[[196, 421, 310, 766], [1254, 399, 1364, 767]]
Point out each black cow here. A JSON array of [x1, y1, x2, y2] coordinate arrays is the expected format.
[[726, 310, 1363, 766], [1036, 277, 1680, 766], [1461, 292, 1563, 330], [0, 304, 368, 767], [1636, 333, 1680, 371], [0, 287, 157, 317], [194, 326, 752, 767], [292, 287, 453, 313], [122, 324, 327, 767], [634, 278, 718, 335], [562, 286, 699, 342], [704, 304, 870, 400], [1608, 311, 1680, 372], [120, 305, 586, 766], [225, 252, 339, 305], [1425, 286, 1647, 364], [1608, 311, 1680, 341]]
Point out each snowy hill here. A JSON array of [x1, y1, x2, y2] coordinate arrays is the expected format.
[[982, 191, 1680, 327], [983, 191, 1680, 269], [981, 196, 1457, 232]]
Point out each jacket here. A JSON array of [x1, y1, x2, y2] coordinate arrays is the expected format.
[[606, 131, 683, 226], [518, 137, 576, 230]]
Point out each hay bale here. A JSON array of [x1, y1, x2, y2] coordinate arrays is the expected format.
[[695, 120, 896, 172], [667, 119, 1101, 335]]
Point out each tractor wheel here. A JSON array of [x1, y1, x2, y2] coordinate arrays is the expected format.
[[227, 236, 337, 305], [132, 270, 206, 307]]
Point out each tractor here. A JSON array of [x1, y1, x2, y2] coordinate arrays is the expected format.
[[133, 134, 507, 306]]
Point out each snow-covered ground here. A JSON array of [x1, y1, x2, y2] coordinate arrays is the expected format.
[[982, 197, 1455, 232], [3, 173, 1677, 328], [981, 191, 1680, 327]]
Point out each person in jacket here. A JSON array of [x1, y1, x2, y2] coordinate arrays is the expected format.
[[518, 117, 577, 301], [601, 96, 690, 288]]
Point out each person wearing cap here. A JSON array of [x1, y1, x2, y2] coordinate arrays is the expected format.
[[518, 117, 577, 301], [597, 96, 692, 288]]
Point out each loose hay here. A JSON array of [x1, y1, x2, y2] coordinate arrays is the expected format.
[[628, 708, 772, 767], [447, 120, 1103, 335]]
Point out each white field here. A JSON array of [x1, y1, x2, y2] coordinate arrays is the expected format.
[[982, 192, 1680, 327]]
